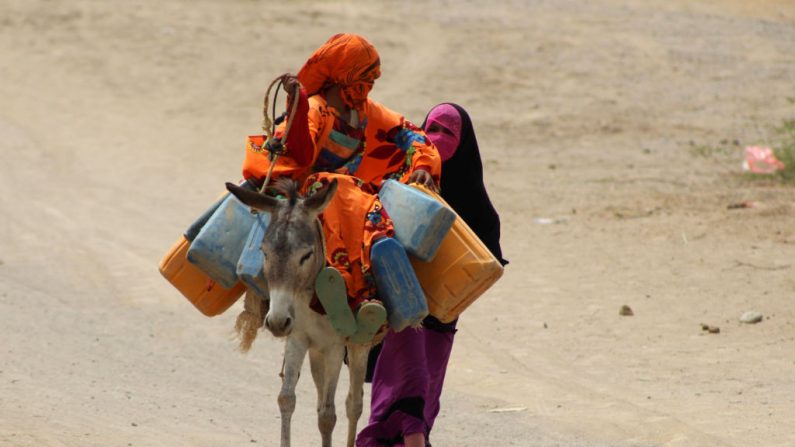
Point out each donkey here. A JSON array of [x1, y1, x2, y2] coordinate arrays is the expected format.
[[226, 178, 372, 447]]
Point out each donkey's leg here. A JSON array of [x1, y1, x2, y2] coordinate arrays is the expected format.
[[345, 343, 371, 447], [279, 336, 308, 447], [309, 344, 345, 447]]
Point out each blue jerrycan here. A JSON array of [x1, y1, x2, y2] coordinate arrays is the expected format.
[[377, 180, 455, 262], [236, 212, 271, 298], [370, 237, 429, 332], [187, 193, 257, 289]]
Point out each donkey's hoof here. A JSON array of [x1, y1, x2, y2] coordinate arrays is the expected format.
[[315, 267, 357, 337]]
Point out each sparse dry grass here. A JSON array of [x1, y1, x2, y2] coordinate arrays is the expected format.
[[772, 119, 795, 183]]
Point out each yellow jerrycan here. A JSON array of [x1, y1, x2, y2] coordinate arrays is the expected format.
[[408, 184, 504, 323]]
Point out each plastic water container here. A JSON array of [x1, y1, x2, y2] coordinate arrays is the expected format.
[[378, 180, 455, 262], [159, 235, 246, 317], [409, 184, 504, 323], [185, 192, 229, 242], [370, 237, 429, 332], [236, 212, 270, 299], [187, 194, 257, 289]]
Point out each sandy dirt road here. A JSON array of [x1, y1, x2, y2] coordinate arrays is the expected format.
[[1, 1, 794, 446]]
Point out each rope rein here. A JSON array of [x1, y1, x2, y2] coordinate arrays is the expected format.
[[258, 76, 301, 194]]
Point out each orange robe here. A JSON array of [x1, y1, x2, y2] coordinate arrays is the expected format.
[[243, 95, 440, 187]]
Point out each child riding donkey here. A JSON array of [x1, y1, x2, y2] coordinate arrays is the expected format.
[[231, 34, 440, 447]]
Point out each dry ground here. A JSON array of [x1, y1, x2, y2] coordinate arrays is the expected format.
[[1, 1, 794, 446]]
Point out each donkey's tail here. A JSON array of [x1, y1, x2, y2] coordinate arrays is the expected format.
[[235, 290, 268, 352]]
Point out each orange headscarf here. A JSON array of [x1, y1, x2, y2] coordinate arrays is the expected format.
[[297, 33, 381, 110]]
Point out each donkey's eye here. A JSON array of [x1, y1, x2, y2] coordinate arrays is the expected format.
[[299, 250, 313, 265]]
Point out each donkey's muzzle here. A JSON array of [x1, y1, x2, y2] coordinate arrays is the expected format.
[[265, 314, 293, 337]]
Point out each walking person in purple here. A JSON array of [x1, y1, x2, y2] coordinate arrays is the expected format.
[[358, 103, 508, 447]]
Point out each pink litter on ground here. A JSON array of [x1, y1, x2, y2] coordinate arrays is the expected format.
[[742, 146, 785, 174]]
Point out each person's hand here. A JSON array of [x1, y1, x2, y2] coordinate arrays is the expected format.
[[280, 73, 301, 95], [408, 169, 438, 192], [280, 73, 301, 111]]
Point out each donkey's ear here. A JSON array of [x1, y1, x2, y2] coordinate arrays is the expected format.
[[303, 179, 338, 214], [226, 182, 279, 213]]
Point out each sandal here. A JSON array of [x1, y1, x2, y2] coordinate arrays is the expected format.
[[349, 301, 387, 344], [315, 267, 357, 337]]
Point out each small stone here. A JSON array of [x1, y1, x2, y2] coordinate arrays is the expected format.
[[740, 311, 763, 324], [619, 305, 634, 316], [131, 422, 137, 427], [700, 323, 721, 333], [543, 322, 548, 329]]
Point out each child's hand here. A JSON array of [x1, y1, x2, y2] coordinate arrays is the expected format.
[[280, 73, 301, 94]]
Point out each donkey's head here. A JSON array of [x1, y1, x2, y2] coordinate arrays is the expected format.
[[226, 178, 337, 337]]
